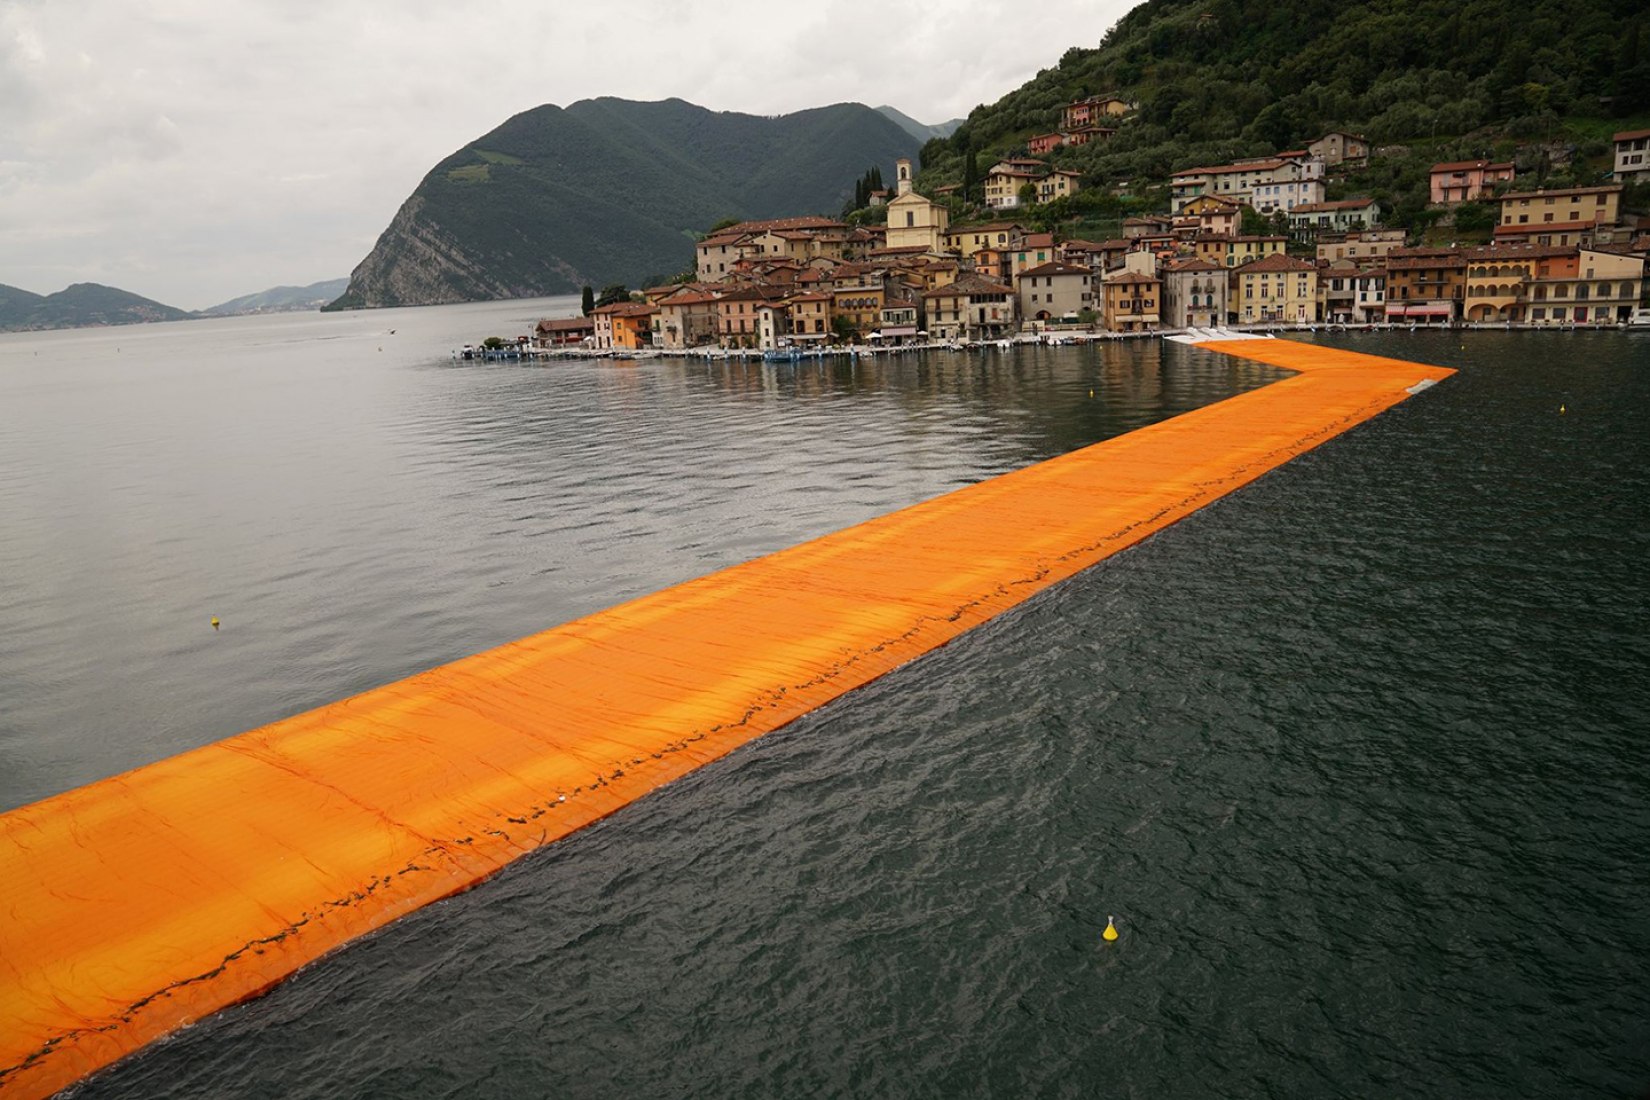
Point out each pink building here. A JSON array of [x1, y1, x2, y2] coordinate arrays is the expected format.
[[1430, 160, 1515, 205], [1027, 132, 1063, 156]]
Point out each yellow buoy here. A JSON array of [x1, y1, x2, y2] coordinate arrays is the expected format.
[[1103, 915, 1118, 942], [210, 617, 220, 631], [1559, 404, 1566, 414]]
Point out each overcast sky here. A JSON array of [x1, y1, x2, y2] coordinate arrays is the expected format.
[[1, 1, 1133, 310]]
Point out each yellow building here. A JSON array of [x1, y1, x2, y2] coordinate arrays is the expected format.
[[983, 158, 1047, 210], [1194, 234, 1287, 269], [1499, 185, 1622, 231], [1232, 254, 1318, 324], [787, 292, 833, 341], [884, 157, 950, 252], [1100, 271, 1161, 332], [944, 222, 1026, 260], [830, 282, 887, 338], [920, 273, 1016, 341], [1037, 169, 1082, 204]]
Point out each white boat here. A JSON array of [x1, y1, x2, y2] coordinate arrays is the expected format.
[[1627, 308, 1650, 330]]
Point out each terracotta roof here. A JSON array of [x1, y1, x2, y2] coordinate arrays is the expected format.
[[1183, 195, 1242, 210], [787, 292, 833, 303], [537, 316, 595, 332], [922, 273, 1013, 298], [1613, 128, 1650, 142], [713, 216, 846, 235], [1018, 261, 1091, 278], [715, 286, 775, 303], [1430, 159, 1514, 173], [868, 245, 936, 255], [1174, 159, 1285, 177], [1500, 184, 1624, 200], [1017, 233, 1056, 248], [1462, 243, 1576, 260], [1385, 252, 1468, 271], [1162, 258, 1223, 273], [698, 233, 747, 249], [1234, 254, 1316, 273], [1290, 199, 1380, 214], [1103, 271, 1160, 286], [1493, 221, 1601, 236], [591, 301, 658, 317]]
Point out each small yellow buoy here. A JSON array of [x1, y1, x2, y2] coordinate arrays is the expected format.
[[1089, 389, 1095, 398], [210, 617, 220, 631], [1559, 404, 1566, 414], [1103, 915, 1118, 942]]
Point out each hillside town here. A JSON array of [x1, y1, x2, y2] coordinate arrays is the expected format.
[[538, 110, 1650, 353]]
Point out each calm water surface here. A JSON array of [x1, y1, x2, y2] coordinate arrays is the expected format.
[[2, 313, 1646, 1097]]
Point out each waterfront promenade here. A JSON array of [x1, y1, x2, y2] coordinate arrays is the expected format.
[[0, 338, 1453, 1099]]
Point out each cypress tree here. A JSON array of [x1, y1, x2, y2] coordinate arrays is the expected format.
[[581, 285, 594, 315]]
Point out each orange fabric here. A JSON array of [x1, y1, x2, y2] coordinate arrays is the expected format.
[[0, 341, 1452, 1098]]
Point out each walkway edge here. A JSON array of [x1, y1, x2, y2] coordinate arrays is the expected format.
[[0, 340, 1453, 1099]]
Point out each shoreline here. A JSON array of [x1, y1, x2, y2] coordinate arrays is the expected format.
[[469, 320, 1650, 363]]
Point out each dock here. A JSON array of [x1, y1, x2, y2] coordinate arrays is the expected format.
[[0, 337, 1454, 1099]]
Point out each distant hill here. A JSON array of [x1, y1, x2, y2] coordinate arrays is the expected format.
[[875, 105, 965, 142], [199, 278, 350, 317], [329, 97, 921, 309], [0, 282, 191, 332]]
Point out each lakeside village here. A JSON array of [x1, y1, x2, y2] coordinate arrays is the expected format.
[[494, 110, 1650, 360]]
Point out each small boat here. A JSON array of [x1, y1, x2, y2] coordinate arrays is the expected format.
[[1627, 308, 1650, 330]]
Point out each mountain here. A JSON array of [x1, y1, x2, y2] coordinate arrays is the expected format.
[[329, 97, 921, 310], [0, 283, 191, 332], [199, 278, 350, 316], [922, 0, 1650, 224], [875, 105, 965, 142]]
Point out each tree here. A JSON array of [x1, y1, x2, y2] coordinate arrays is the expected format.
[[596, 284, 629, 308], [831, 314, 857, 343], [1018, 182, 1038, 207], [963, 149, 980, 203], [708, 216, 742, 232], [580, 286, 595, 316], [1239, 204, 1270, 235]]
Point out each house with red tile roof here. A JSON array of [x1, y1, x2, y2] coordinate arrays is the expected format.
[[1016, 261, 1094, 321], [1614, 128, 1650, 182], [1429, 160, 1515, 205], [921, 273, 1017, 341]]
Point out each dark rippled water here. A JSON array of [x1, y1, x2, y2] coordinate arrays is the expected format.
[[4, 316, 1647, 1097]]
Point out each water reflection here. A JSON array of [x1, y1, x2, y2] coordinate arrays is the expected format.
[[0, 316, 1277, 811]]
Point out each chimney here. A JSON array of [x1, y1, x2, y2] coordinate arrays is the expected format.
[[896, 158, 913, 196]]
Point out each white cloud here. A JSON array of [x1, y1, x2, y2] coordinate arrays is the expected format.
[[0, 0, 1132, 310]]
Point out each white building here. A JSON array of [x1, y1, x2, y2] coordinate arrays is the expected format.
[[1171, 155, 1325, 214], [1612, 128, 1650, 182]]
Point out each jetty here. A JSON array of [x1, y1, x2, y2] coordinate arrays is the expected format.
[[0, 336, 1453, 1099]]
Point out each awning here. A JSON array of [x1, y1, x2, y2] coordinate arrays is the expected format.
[[880, 325, 918, 337], [1386, 304, 1453, 317]]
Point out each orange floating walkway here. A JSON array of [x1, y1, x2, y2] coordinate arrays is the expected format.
[[0, 339, 1451, 1098]]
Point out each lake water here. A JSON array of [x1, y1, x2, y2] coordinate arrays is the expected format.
[[2, 309, 1646, 1097]]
